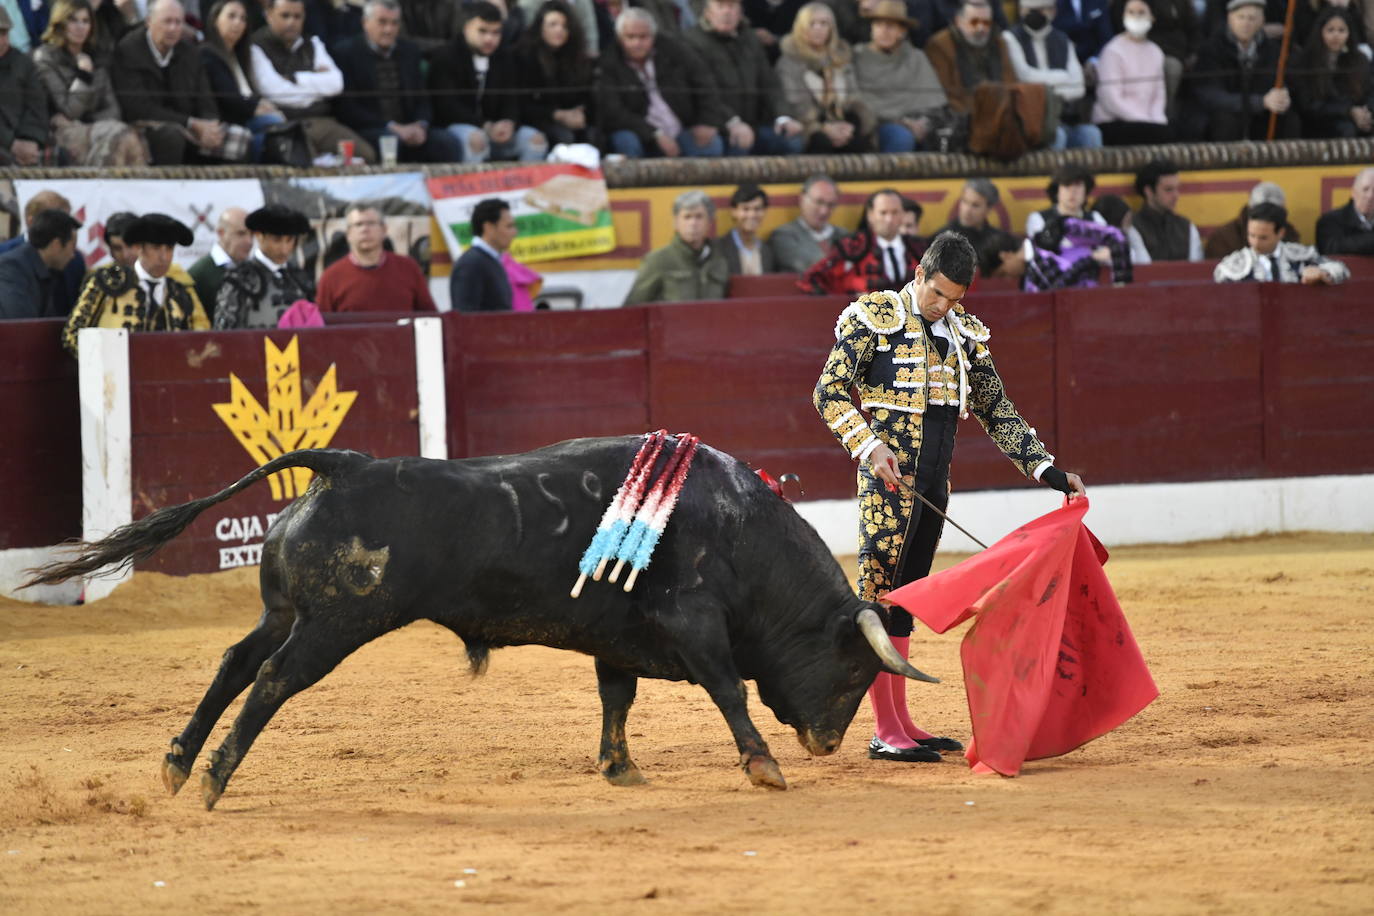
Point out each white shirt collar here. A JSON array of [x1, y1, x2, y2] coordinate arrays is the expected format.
[[471, 237, 502, 261], [134, 259, 167, 303], [253, 247, 286, 274], [210, 242, 234, 267], [146, 30, 175, 68], [134, 259, 163, 285], [730, 229, 759, 252]]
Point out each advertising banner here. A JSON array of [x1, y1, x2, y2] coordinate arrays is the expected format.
[[428, 164, 615, 264], [12, 179, 266, 268]]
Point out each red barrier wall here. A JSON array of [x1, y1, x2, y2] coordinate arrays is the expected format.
[[5, 279, 1373, 567], [443, 310, 650, 458], [128, 325, 420, 574], [1055, 283, 1267, 483], [641, 295, 852, 495], [1263, 280, 1374, 477], [0, 319, 80, 550]]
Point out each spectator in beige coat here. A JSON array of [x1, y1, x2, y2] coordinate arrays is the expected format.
[[33, 0, 147, 165], [853, 0, 947, 152], [774, 1, 876, 152]]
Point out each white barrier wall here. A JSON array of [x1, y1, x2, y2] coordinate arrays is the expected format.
[[794, 475, 1374, 556]]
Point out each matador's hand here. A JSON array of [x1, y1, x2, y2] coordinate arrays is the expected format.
[[867, 442, 903, 491], [1065, 473, 1086, 500]]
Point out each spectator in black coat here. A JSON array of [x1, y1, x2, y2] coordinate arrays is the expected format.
[[0, 7, 50, 166], [1290, 6, 1374, 137], [428, 1, 547, 161], [1189, 0, 1299, 140], [0, 192, 86, 315], [599, 6, 726, 157], [201, 0, 287, 161], [334, 0, 463, 161], [112, 0, 233, 163], [449, 198, 515, 311], [1316, 167, 1374, 255], [515, 0, 601, 148], [0, 209, 82, 320], [685, 0, 805, 154]]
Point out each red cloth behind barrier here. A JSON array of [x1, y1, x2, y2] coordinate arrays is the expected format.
[[886, 499, 1158, 776]]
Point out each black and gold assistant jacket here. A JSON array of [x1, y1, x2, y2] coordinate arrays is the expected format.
[[62, 264, 209, 356]]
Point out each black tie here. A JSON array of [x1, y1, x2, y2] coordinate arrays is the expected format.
[[145, 280, 159, 306], [1269, 255, 1281, 282], [886, 245, 901, 285]]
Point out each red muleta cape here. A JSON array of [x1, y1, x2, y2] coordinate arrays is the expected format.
[[886, 498, 1158, 776]]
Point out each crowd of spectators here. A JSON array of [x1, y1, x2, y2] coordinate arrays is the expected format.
[[0, 163, 1370, 342], [622, 161, 1371, 302], [1, 0, 1371, 170]]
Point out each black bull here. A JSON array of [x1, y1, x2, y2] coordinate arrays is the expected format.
[[26, 436, 936, 809]]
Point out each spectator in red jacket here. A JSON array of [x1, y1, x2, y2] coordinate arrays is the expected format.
[[802, 188, 926, 294], [316, 203, 436, 313]]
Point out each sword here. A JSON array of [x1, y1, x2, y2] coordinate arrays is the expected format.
[[893, 478, 989, 550]]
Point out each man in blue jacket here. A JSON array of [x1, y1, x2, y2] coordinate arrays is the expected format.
[[0, 209, 81, 319], [450, 198, 515, 312]]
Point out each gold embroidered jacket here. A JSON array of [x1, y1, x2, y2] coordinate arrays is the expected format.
[[62, 264, 209, 356], [813, 287, 1054, 480]]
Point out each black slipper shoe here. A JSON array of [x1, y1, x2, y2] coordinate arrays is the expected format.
[[916, 736, 965, 753], [868, 736, 942, 762]]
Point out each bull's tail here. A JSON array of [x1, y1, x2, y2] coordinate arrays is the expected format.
[[23, 449, 365, 589]]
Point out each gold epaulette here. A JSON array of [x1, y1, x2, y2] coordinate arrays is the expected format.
[[833, 290, 906, 339], [951, 305, 992, 356]]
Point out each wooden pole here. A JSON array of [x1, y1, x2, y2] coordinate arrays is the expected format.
[[1267, 0, 1298, 140]]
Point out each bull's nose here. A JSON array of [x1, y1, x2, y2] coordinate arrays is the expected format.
[[797, 730, 842, 756]]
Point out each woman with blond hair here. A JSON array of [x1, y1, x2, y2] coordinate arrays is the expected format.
[[775, 1, 876, 152], [33, 0, 147, 166]]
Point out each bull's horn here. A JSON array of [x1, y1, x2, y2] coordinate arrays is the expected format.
[[856, 608, 940, 683]]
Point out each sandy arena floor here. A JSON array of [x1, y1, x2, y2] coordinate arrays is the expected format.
[[0, 532, 1370, 915]]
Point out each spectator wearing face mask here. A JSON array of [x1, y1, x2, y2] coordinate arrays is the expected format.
[[1109, 0, 1197, 117], [1092, 0, 1173, 144], [1003, 0, 1101, 149]]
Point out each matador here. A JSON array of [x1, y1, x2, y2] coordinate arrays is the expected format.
[[814, 232, 1085, 763]]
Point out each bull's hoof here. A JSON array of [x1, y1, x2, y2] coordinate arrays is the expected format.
[[200, 770, 225, 811], [601, 761, 647, 787], [743, 754, 787, 790], [161, 754, 190, 796]]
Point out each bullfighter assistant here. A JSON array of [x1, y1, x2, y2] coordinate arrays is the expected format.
[[814, 233, 1085, 763]]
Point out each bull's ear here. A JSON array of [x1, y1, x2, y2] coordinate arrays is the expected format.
[[856, 606, 940, 683]]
